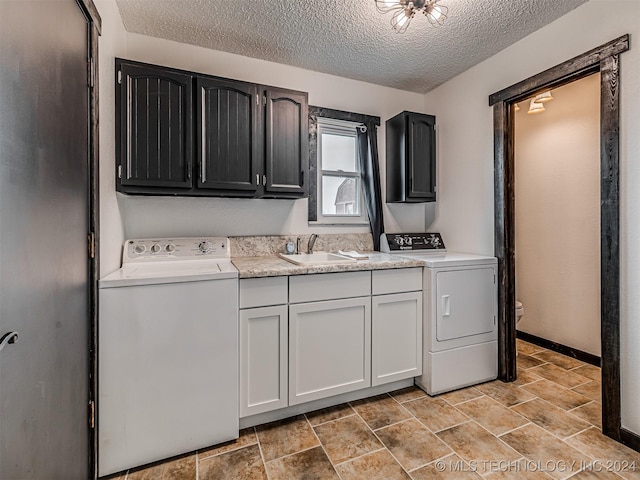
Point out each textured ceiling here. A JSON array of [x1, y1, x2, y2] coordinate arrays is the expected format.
[[114, 0, 588, 94]]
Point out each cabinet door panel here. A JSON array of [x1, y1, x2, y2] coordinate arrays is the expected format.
[[372, 292, 422, 386], [407, 113, 435, 200], [240, 306, 288, 417], [119, 62, 193, 189], [197, 78, 261, 193], [265, 88, 308, 196], [289, 297, 370, 405]]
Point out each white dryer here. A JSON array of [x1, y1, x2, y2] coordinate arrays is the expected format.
[[381, 234, 498, 395]]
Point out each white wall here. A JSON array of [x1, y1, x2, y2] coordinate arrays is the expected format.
[[99, 32, 429, 263], [424, 0, 640, 435], [514, 75, 600, 356]]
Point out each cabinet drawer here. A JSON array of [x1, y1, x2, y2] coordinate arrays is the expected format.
[[240, 277, 288, 308], [289, 271, 371, 304], [372, 267, 422, 295]]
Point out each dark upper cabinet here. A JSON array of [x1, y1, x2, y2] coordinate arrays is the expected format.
[[116, 60, 193, 191], [264, 88, 308, 197], [386, 111, 436, 203], [197, 77, 261, 194], [115, 58, 308, 199]]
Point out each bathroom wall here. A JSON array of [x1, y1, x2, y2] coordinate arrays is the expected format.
[[514, 74, 601, 356]]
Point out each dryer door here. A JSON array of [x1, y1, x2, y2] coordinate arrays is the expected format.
[[435, 267, 496, 342]]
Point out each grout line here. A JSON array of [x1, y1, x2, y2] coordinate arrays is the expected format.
[[496, 421, 534, 437], [194, 451, 199, 480], [306, 413, 344, 479], [331, 447, 387, 467], [253, 426, 272, 480]]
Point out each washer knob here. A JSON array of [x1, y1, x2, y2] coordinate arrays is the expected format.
[[133, 244, 146, 254], [165, 243, 176, 253], [150, 244, 161, 253], [405, 236, 412, 246], [198, 241, 213, 254], [396, 237, 404, 246]]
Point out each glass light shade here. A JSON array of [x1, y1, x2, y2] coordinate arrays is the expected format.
[[527, 99, 545, 114], [391, 8, 412, 33], [375, 0, 406, 14], [514, 103, 520, 112], [534, 91, 554, 103]]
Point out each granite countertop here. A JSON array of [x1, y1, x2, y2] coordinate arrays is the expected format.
[[231, 253, 424, 279]]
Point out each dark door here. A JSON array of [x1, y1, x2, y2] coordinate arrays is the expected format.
[[197, 77, 261, 194], [117, 60, 193, 190], [264, 88, 308, 197], [406, 113, 436, 201], [0, 1, 90, 478]]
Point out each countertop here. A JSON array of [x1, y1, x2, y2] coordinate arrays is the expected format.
[[231, 253, 424, 279]]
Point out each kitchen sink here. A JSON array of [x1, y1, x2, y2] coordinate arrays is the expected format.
[[278, 252, 357, 266]]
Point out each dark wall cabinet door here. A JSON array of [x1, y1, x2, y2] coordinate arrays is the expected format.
[[117, 60, 193, 190], [264, 88, 308, 197], [386, 111, 436, 203], [197, 78, 261, 195]]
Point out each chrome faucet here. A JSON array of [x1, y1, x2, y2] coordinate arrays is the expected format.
[[308, 234, 318, 254]]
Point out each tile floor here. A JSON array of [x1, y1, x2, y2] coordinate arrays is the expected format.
[[110, 340, 640, 480]]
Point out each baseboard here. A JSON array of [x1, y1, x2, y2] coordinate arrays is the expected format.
[[516, 330, 601, 367], [621, 428, 640, 453]]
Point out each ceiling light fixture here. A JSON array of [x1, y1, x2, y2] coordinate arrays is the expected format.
[[527, 99, 546, 115], [375, 0, 448, 33], [533, 91, 554, 103]]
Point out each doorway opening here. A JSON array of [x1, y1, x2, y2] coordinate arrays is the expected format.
[[489, 35, 639, 450]]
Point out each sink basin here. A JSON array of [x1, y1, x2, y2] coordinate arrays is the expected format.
[[278, 252, 357, 266]]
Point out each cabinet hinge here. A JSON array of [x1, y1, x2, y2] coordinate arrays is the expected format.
[[117, 70, 122, 85], [88, 232, 95, 259], [88, 58, 95, 88], [118, 165, 122, 179], [89, 400, 95, 429]]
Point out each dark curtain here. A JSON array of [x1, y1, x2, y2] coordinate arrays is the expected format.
[[357, 121, 384, 251]]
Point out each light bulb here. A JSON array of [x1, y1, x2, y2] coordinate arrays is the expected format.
[[430, 4, 442, 20]]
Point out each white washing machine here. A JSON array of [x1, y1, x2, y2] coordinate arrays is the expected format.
[[381, 233, 498, 395], [98, 238, 239, 476]]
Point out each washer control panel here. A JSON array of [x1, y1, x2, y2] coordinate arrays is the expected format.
[[124, 237, 230, 263], [381, 233, 446, 252]]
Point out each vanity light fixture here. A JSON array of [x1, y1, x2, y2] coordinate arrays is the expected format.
[[533, 91, 554, 103], [514, 103, 521, 112], [527, 99, 546, 115], [375, 0, 448, 33]]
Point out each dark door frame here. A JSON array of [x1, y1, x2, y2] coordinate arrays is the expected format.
[[75, 0, 101, 477], [489, 34, 639, 451]]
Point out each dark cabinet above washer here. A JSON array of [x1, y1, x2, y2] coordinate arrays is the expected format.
[[116, 58, 308, 199], [385, 111, 436, 203]]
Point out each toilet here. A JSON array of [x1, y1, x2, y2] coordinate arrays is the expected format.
[[516, 300, 524, 325]]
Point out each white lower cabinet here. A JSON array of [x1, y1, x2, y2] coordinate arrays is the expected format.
[[289, 297, 371, 405], [372, 291, 422, 386]]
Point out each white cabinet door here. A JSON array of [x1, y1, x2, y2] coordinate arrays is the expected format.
[[289, 297, 371, 405], [372, 292, 423, 386], [240, 305, 288, 417]]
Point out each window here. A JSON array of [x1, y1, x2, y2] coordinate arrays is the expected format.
[[314, 117, 368, 225]]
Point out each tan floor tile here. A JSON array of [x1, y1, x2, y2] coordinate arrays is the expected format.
[[569, 401, 602, 429], [483, 458, 555, 479], [335, 449, 411, 480], [306, 403, 355, 426], [512, 398, 591, 439], [476, 380, 536, 407], [519, 354, 547, 370], [565, 428, 640, 479], [265, 446, 339, 480], [375, 418, 452, 470], [517, 340, 547, 356], [351, 394, 411, 430], [439, 386, 484, 405], [456, 396, 529, 435], [500, 424, 590, 480], [198, 427, 257, 459], [436, 421, 521, 473], [571, 381, 602, 402], [198, 444, 267, 480], [314, 414, 382, 464], [532, 350, 586, 370], [127, 455, 196, 480], [571, 364, 602, 382], [127, 464, 164, 480], [410, 454, 483, 479], [529, 363, 592, 388], [389, 385, 427, 403], [403, 396, 469, 432], [256, 414, 319, 461], [569, 469, 625, 479], [522, 380, 592, 411], [512, 369, 543, 387]]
